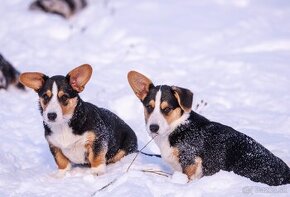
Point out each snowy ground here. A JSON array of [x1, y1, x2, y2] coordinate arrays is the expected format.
[[0, 0, 290, 196]]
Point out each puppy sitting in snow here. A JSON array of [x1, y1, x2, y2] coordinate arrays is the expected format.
[[29, 0, 87, 19], [0, 54, 25, 90], [19, 64, 137, 176], [127, 71, 290, 186]]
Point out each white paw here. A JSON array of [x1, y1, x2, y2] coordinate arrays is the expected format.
[[171, 171, 188, 184], [91, 164, 106, 176], [190, 173, 202, 181], [51, 170, 67, 179], [51, 163, 71, 178]]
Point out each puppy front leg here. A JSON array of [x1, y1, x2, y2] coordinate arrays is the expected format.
[[87, 143, 107, 176], [182, 156, 203, 181], [107, 149, 126, 164], [49, 144, 71, 177]]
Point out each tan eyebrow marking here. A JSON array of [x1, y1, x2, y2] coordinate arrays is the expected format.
[[46, 90, 52, 97], [149, 100, 155, 108], [160, 101, 169, 110], [58, 90, 65, 98]]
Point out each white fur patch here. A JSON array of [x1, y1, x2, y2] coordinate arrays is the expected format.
[[91, 164, 106, 176], [154, 134, 182, 171], [190, 157, 203, 180], [43, 82, 63, 123], [147, 90, 170, 136], [51, 163, 72, 178], [47, 123, 88, 164]]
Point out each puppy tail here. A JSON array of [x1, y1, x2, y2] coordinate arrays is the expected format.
[[139, 151, 161, 158]]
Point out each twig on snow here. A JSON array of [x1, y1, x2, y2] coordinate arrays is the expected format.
[[91, 177, 119, 196], [141, 169, 171, 177], [126, 135, 157, 172], [92, 135, 157, 195]]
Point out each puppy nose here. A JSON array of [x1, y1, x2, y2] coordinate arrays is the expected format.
[[47, 113, 57, 121], [150, 124, 159, 133]]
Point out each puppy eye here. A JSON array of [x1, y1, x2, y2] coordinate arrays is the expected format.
[[146, 105, 154, 113], [163, 107, 172, 114], [60, 95, 69, 102], [42, 94, 50, 102]]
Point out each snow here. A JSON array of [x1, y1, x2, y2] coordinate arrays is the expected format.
[[0, 0, 290, 196]]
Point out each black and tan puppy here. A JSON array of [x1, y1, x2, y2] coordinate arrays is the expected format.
[[19, 64, 137, 176], [0, 54, 25, 90], [127, 71, 290, 186], [29, 0, 87, 18]]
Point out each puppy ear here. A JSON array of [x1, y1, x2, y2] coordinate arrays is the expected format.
[[127, 71, 154, 101], [19, 72, 47, 92], [172, 86, 193, 113], [66, 64, 92, 92]]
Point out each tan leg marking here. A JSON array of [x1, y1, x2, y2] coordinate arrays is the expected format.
[[85, 132, 106, 168], [107, 150, 126, 164], [50, 145, 70, 169], [85, 131, 97, 147], [184, 157, 203, 180], [172, 147, 179, 158]]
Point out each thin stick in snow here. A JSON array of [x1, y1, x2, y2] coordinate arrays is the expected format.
[[141, 169, 171, 177], [92, 136, 157, 195], [126, 135, 157, 172], [91, 177, 119, 195]]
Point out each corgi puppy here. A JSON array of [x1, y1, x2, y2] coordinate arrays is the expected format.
[[19, 64, 137, 176], [0, 54, 25, 90], [127, 70, 290, 186], [29, 0, 87, 18]]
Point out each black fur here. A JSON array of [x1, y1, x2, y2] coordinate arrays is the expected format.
[[169, 110, 290, 186], [63, 0, 76, 12], [172, 86, 193, 110], [0, 54, 25, 90], [32, 1, 48, 12], [29, 0, 87, 18], [142, 85, 181, 116]]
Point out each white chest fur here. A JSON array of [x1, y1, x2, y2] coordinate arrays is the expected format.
[[46, 123, 88, 164], [154, 135, 182, 171]]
